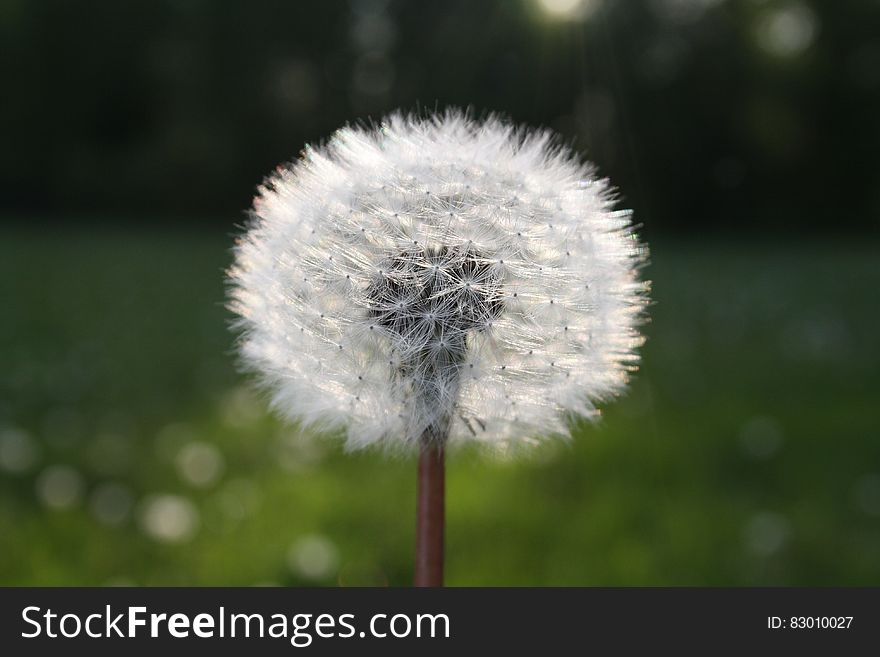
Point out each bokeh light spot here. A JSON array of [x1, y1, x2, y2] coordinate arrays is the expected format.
[[175, 441, 225, 488], [756, 2, 818, 58], [0, 427, 38, 473], [36, 465, 85, 510], [139, 494, 199, 543], [288, 534, 340, 581], [738, 416, 784, 460], [744, 512, 791, 557], [89, 482, 134, 526], [535, 0, 601, 22]]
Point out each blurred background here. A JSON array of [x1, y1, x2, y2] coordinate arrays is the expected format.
[[1, 0, 878, 585]]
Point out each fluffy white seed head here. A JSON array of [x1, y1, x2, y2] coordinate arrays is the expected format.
[[229, 110, 649, 452]]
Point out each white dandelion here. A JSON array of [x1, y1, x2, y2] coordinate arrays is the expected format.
[[229, 110, 648, 452], [228, 109, 649, 585]]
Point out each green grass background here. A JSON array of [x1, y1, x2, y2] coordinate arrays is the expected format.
[[1, 226, 878, 585]]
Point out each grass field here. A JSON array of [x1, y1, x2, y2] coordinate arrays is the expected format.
[[1, 225, 878, 585]]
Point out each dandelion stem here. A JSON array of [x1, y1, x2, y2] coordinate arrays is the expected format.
[[414, 433, 445, 587]]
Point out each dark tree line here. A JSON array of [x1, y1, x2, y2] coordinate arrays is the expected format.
[[2, 0, 878, 235]]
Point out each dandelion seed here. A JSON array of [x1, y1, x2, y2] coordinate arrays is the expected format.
[[228, 109, 649, 585]]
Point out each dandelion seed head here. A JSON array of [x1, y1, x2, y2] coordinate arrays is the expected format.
[[229, 110, 649, 451]]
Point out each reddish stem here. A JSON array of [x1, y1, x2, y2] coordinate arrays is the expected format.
[[414, 439, 445, 587]]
